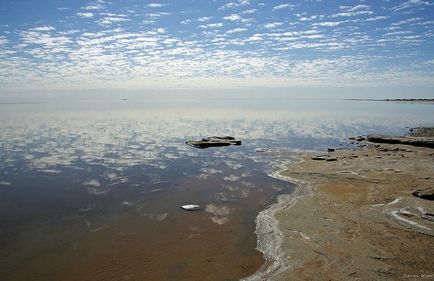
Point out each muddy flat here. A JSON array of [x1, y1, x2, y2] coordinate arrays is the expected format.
[[275, 142, 434, 280]]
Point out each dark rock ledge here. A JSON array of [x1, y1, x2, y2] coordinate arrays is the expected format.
[[366, 135, 434, 148], [186, 136, 241, 149]]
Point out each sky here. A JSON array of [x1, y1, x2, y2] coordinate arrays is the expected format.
[[0, 0, 433, 94]]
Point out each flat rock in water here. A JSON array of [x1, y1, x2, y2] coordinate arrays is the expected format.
[[367, 134, 434, 148], [186, 136, 241, 149]]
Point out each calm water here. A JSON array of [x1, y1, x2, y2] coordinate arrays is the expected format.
[[0, 97, 433, 281]]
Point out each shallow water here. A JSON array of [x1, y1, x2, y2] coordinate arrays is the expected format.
[[0, 96, 433, 280]]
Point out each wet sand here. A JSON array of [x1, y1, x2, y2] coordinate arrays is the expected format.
[[267, 141, 434, 280]]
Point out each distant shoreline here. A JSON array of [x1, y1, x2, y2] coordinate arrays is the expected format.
[[345, 98, 434, 103]]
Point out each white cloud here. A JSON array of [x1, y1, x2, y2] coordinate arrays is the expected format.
[[82, 4, 104, 10], [219, 0, 250, 10], [29, 25, 56, 32], [331, 10, 373, 18], [98, 16, 130, 26], [146, 12, 171, 19], [392, 17, 422, 26], [241, 9, 256, 14], [198, 16, 212, 22], [392, 0, 430, 11], [299, 15, 319, 22], [199, 23, 224, 28], [226, 28, 247, 34], [246, 34, 262, 41], [264, 22, 284, 29], [366, 16, 388, 21], [143, 20, 156, 24], [314, 21, 342, 27], [223, 14, 242, 21], [77, 12, 94, 18], [340, 5, 370, 12], [147, 3, 165, 8], [0, 36, 8, 45], [273, 4, 294, 11], [20, 30, 71, 48]]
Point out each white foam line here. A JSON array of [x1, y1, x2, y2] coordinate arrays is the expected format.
[[372, 197, 402, 207], [387, 197, 402, 205], [242, 157, 312, 281], [390, 210, 430, 231]]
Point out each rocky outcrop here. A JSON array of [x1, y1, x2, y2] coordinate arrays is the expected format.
[[186, 136, 241, 149], [408, 127, 434, 138], [413, 188, 434, 201], [366, 135, 434, 148]]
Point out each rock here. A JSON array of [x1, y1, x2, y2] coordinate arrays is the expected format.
[[326, 158, 338, 161], [412, 188, 434, 201], [356, 136, 365, 141], [367, 135, 434, 148], [327, 148, 335, 152], [407, 127, 434, 138], [186, 136, 241, 149]]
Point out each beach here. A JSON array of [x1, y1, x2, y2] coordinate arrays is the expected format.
[[254, 134, 434, 280]]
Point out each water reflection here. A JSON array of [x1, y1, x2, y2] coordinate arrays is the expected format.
[[0, 98, 433, 280]]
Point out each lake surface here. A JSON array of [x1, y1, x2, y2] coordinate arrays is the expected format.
[[0, 97, 433, 281]]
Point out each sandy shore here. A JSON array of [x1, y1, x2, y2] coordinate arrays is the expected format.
[[269, 140, 434, 280]]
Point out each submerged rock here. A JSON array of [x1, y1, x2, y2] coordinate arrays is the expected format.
[[186, 136, 241, 149]]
